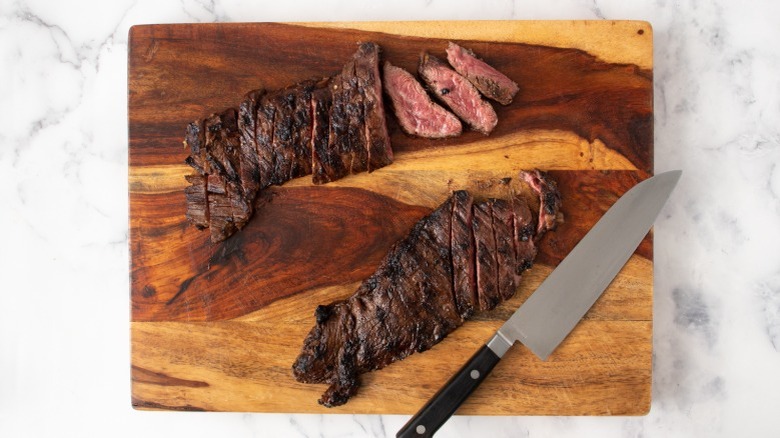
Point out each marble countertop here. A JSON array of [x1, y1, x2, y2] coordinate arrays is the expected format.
[[2, 1, 779, 436]]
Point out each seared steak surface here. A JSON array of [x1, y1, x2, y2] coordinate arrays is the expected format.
[[292, 170, 562, 407]]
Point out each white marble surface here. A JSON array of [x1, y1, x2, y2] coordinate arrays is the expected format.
[[1, 0, 779, 436]]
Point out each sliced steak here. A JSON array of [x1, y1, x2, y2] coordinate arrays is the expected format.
[[419, 52, 498, 135], [184, 42, 396, 241], [354, 42, 393, 171], [446, 42, 519, 105], [522, 170, 563, 236], [383, 61, 462, 138], [450, 190, 476, 318]]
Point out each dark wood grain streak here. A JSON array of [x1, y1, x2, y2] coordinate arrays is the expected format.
[[132, 186, 431, 322]]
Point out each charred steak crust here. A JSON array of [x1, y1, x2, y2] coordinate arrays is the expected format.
[[293, 172, 563, 407], [185, 43, 393, 241]]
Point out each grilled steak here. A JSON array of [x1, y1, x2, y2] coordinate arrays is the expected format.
[[419, 52, 498, 135], [185, 43, 393, 241], [445, 42, 519, 105], [383, 61, 462, 138], [292, 171, 561, 407]]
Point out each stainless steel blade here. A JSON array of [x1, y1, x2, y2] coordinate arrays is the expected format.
[[488, 170, 681, 360]]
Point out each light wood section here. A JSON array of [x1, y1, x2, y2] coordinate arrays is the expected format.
[[303, 20, 653, 69]]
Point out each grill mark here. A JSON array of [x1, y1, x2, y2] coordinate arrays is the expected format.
[[488, 200, 501, 300], [449, 195, 457, 316], [470, 202, 481, 308]]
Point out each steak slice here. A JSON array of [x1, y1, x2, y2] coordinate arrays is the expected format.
[[510, 193, 537, 275], [522, 170, 563, 236], [255, 93, 277, 190], [184, 109, 253, 241], [203, 109, 241, 186], [206, 174, 250, 243], [342, 58, 369, 175], [383, 61, 462, 138], [317, 79, 351, 184], [293, 172, 562, 407], [472, 200, 501, 310], [269, 89, 297, 184], [490, 198, 520, 301], [419, 52, 498, 135], [445, 42, 519, 105], [291, 81, 315, 179], [311, 80, 334, 183], [183, 119, 207, 175], [184, 174, 208, 229], [238, 89, 264, 201], [450, 190, 476, 319], [354, 42, 393, 171]]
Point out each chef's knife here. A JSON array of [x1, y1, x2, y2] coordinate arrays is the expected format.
[[397, 170, 681, 438]]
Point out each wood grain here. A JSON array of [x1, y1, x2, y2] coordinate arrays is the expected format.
[[129, 21, 653, 414]]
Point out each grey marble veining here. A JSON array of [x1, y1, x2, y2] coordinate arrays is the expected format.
[[2, 0, 779, 437]]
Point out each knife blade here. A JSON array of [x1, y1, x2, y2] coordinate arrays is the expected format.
[[397, 170, 681, 438]]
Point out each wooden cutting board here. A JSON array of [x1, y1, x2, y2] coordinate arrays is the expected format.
[[129, 21, 653, 415]]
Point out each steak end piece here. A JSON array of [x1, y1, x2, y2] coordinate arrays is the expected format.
[[383, 61, 462, 138], [522, 169, 563, 236], [419, 52, 498, 135], [446, 42, 519, 105]]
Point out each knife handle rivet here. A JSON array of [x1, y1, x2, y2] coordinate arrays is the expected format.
[[416, 425, 426, 434], [470, 369, 480, 379]]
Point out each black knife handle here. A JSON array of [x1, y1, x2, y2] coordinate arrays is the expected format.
[[397, 345, 500, 438]]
